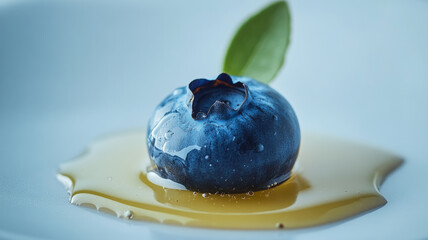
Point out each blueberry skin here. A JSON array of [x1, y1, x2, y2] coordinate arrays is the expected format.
[[147, 73, 300, 193]]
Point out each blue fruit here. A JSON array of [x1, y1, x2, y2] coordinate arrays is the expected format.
[[147, 73, 300, 193]]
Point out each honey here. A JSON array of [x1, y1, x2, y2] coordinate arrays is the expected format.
[[57, 130, 402, 229]]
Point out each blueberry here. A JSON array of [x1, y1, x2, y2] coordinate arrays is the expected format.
[[147, 73, 300, 193]]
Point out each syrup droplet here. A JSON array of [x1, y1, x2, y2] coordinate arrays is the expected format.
[[124, 210, 134, 220], [58, 130, 402, 229]]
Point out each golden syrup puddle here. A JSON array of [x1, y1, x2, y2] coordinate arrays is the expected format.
[[57, 130, 402, 229]]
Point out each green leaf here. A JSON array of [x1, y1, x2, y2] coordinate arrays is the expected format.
[[223, 1, 291, 84]]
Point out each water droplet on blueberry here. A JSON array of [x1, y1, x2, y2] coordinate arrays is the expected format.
[[164, 130, 174, 140], [195, 112, 207, 120], [257, 144, 264, 152], [222, 100, 231, 106]]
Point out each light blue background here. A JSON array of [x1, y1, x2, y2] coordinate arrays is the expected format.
[[1, 0, 427, 239]]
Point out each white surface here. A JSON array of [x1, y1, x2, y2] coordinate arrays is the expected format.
[[1, 0, 427, 239]]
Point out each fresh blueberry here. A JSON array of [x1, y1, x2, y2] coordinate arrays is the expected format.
[[147, 73, 300, 193]]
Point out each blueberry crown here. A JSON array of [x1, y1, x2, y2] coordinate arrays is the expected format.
[[188, 73, 251, 120]]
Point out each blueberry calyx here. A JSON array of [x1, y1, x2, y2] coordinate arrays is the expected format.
[[188, 73, 251, 120]]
